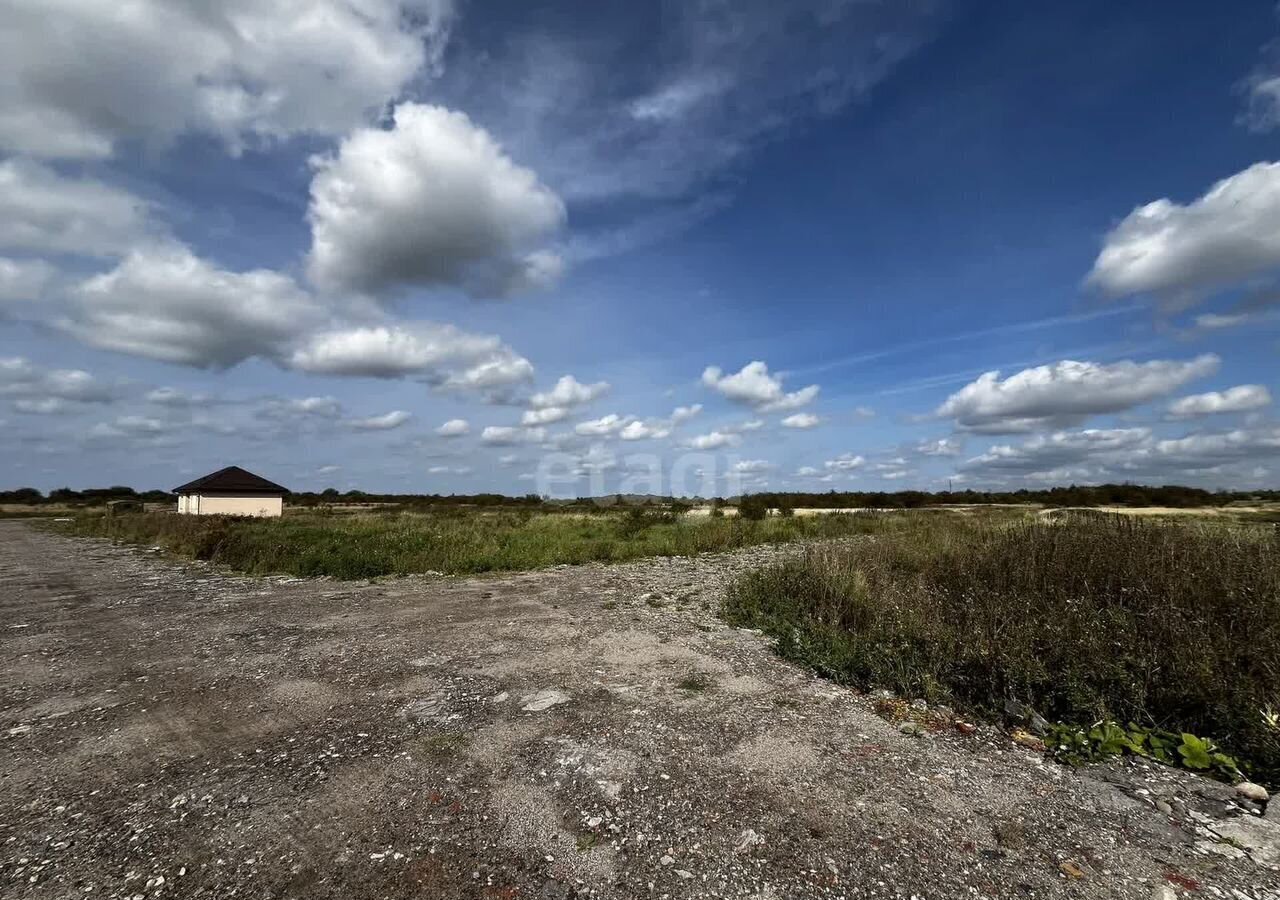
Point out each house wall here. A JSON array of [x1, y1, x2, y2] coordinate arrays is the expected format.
[[178, 495, 283, 517]]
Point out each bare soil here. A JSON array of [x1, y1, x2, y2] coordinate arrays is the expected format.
[[1, 521, 1276, 899]]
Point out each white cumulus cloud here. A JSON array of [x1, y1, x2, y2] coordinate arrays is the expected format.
[[1167, 385, 1272, 419], [258, 396, 344, 420], [1087, 162, 1280, 307], [685, 430, 740, 450], [914, 437, 963, 457], [348, 410, 411, 431], [307, 103, 566, 296], [670, 403, 702, 424], [1140, 426, 1280, 471], [961, 428, 1153, 475], [1192, 312, 1252, 331], [146, 387, 209, 408], [428, 465, 471, 475], [780, 412, 820, 429], [935, 355, 1219, 433], [619, 420, 671, 441], [958, 424, 1280, 486], [286, 323, 533, 392], [1, 356, 115, 414], [435, 418, 470, 437], [0, 159, 149, 257], [529, 375, 610, 410], [575, 414, 627, 437], [824, 453, 865, 471], [64, 243, 326, 368], [522, 406, 571, 426], [701, 361, 818, 412], [87, 415, 168, 441], [0, 0, 455, 159], [480, 425, 547, 446]]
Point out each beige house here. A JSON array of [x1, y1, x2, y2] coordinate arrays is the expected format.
[[174, 466, 288, 517]]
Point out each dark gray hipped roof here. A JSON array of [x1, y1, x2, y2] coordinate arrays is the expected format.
[[173, 466, 289, 495]]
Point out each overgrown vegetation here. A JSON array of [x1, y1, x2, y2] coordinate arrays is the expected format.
[[722, 513, 1280, 782], [52, 507, 879, 579]]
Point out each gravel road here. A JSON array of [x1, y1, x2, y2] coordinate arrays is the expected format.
[[1, 521, 1276, 899]]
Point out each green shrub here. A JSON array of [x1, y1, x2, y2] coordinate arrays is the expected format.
[[738, 495, 769, 520]]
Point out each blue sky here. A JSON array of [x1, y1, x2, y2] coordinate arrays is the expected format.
[[2, 0, 1279, 496]]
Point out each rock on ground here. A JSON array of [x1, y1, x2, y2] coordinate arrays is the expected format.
[[1238, 782, 1270, 803]]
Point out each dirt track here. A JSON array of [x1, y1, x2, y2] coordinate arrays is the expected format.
[[1, 521, 1276, 899]]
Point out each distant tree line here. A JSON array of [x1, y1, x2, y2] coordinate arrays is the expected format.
[[740, 484, 1280, 510], [3, 482, 1275, 509], [1, 486, 173, 506], [289, 489, 547, 508]]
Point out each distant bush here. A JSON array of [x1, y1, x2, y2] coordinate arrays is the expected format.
[[617, 506, 675, 537], [738, 495, 770, 520], [723, 515, 1280, 782]]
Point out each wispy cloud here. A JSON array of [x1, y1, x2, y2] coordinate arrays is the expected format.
[[793, 305, 1143, 379], [437, 1, 947, 250]]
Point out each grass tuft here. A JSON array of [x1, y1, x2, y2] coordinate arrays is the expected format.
[[675, 671, 715, 692], [420, 732, 468, 758]]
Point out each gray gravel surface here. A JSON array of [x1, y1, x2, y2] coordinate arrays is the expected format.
[[1, 521, 1277, 899]]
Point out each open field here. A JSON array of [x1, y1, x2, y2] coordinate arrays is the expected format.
[[50, 508, 893, 578], [3, 520, 1278, 899]]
